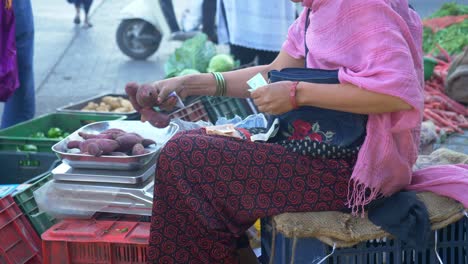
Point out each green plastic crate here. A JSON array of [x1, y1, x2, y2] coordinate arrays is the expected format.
[[0, 113, 125, 152], [13, 173, 56, 235], [201, 96, 254, 123]]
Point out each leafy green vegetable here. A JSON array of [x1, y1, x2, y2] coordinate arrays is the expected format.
[[164, 33, 217, 77], [423, 20, 468, 55], [429, 3, 468, 18]]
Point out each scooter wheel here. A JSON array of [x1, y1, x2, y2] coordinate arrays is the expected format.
[[116, 19, 162, 60]]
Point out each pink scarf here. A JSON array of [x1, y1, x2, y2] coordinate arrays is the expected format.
[[285, 0, 468, 213]]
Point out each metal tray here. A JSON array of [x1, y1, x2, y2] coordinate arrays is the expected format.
[[52, 162, 155, 184], [52, 120, 179, 171], [56, 93, 140, 120]]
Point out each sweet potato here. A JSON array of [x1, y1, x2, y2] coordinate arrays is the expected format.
[[136, 84, 159, 108], [79, 139, 120, 156], [87, 142, 103, 156], [100, 128, 125, 139], [140, 108, 170, 128], [78, 132, 112, 140], [125, 83, 141, 111], [142, 138, 156, 147], [67, 140, 81, 149], [115, 133, 143, 152], [131, 143, 148, 155]]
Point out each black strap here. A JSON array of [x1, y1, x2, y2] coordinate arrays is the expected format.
[[304, 8, 311, 68]]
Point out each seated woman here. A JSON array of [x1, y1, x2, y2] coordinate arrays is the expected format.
[[126, 0, 424, 263]]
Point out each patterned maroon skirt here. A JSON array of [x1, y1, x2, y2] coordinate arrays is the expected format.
[[149, 129, 357, 263]]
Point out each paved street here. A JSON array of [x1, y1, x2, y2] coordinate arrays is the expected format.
[[0, 0, 466, 119]]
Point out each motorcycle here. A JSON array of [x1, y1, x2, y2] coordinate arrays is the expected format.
[[116, 0, 199, 60]]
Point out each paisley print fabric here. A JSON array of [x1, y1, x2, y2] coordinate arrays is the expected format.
[[149, 128, 357, 263]]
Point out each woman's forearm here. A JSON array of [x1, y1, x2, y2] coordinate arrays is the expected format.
[[180, 65, 271, 98], [180, 50, 304, 98], [296, 82, 413, 114]]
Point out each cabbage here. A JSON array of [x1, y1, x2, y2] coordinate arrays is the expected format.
[[164, 33, 216, 78], [177, 69, 201, 76], [207, 54, 236, 72]]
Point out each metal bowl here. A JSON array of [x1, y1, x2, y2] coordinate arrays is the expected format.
[[52, 120, 179, 170]]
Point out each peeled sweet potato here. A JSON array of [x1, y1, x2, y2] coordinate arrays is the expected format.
[[132, 143, 148, 155], [140, 108, 170, 128], [115, 133, 143, 152], [136, 84, 159, 108]]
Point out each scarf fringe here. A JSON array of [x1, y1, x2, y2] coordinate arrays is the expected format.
[[347, 179, 380, 217]]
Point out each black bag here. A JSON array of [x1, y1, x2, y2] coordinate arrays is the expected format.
[[266, 9, 367, 147]]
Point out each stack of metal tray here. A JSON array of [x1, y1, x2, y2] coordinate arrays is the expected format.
[[35, 177, 155, 217], [52, 162, 155, 184]]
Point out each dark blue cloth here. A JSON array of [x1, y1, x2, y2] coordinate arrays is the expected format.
[[2, 0, 35, 128], [368, 191, 431, 248], [267, 68, 367, 147]]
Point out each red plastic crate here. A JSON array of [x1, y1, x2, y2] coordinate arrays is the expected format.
[[0, 195, 42, 264], [168, 100, 210, 122], [41, 219, 150, 264]]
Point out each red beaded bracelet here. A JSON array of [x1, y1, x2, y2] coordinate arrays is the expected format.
[[290, 81, 299, 109]]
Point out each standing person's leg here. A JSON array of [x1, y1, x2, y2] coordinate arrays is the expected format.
[[202, 0, 217, 42], [74, 0, 81, 24], [82, 0, 93, 28], [148, 129, 355, 263], [2, 0, 35, 129], [160, 0, 180, 32]]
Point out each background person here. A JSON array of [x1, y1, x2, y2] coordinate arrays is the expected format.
[[2, 0, 35, 128]]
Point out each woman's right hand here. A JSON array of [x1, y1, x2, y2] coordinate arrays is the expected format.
[[124, 78, 186, 128]]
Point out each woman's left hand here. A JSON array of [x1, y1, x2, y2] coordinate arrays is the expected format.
[[250, 81, 295, 115]]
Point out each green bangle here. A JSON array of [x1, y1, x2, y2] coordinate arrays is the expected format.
[[211, 72, 226, 97]]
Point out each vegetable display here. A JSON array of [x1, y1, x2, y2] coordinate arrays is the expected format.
[[66, 128, 156, 157], [423, 59, 468, 135], [423, 3, 468, 55], [30, 127, 70, 140], [164, 33, 238, 78]]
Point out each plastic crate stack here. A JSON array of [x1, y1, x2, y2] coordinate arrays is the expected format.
[[41, 217, 150, 264], [0, 110, 132, 262], [261, 217, 468, 264], [0, 196, 43, 264], [168, 99, 210, 122], [201, 96, 255, 123]]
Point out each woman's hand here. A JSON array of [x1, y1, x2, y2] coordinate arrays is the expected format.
[[125, 77, 186, 112], [124, 79, 186, 128], [250, 81, 295, 115]]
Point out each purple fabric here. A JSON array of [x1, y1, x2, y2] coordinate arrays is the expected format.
[[0, 4, 19, 102]]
